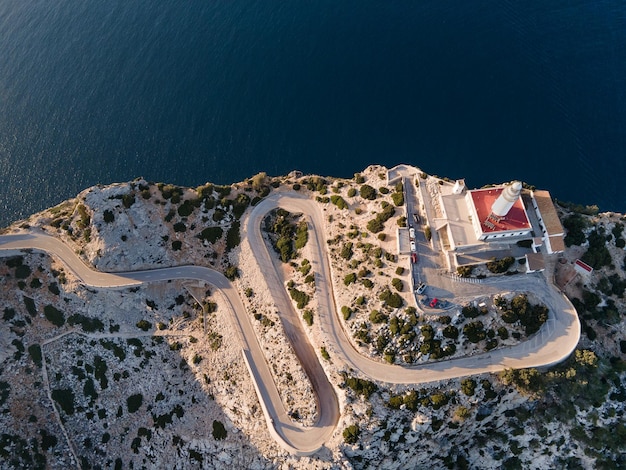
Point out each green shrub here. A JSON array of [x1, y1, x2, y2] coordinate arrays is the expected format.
[[344, 273, 357, 286], [208, 332, 223, 351], [330, 195, 348, 210], [391, 192, 404, 206], [321, 347, 330, 361], [562, 214, 587, 246], [44, 305, 65, 327], [177, 200, 195, 217], [366, 218, 384, 233], [15, 264, 31, 279], [340, 242, 353, 260], [294, 221, 308, 249], [226, 221, 241, 250], [172, 240, 182, 251], [369, 310, 387, 324], [232, 193, 250, 219], [395, 267, 404, 275], [212, 420, 227, 440], [23, 296, 37, 316], [0, 381, 9, 407], [173, 222, 187, 233], [67, 313, 104, 332], [212, 208, 226, 222], [461, 378, 477, 396], [443, 325, 459, 339], [127, 394, 143, 413], [359, 184, 377, 200], [52, 389, 75, 415], [486, 256, 515, 274], [379, 288, 403, 308], [430, 393, 449, 409], [498, 368, 543, 396], [354, 173, 365, 184], [463, 321, 486, 343], [392, 278, 404, 291], [347, 187, 357, 197], [344, 376, 377, 398], [341, 306, 353, 320], [103, 210, 115, 223], [122, 193, 135, 208], [28, 344, 42, 367], [224, 265, 239, 281], [197, 226, 223, 243], [581, 229, 613, 269], [303, 309, 314, 326], [289, 287, 310, 309], [457, 265, 474, 277], [136, 320, 151, 331]]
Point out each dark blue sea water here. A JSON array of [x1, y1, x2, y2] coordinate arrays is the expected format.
[[1, 1, 625, 226]]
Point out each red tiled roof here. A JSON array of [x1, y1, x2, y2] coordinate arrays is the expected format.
[[575, 259, 593, 272], [470, 188, 531, 233]]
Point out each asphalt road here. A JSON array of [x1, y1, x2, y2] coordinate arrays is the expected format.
[[249, 193, 580, 386], [0, 194, 580, 455]]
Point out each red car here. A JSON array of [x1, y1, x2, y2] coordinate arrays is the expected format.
[[411, 252, 418, 263], [429, 298, 438, 308]]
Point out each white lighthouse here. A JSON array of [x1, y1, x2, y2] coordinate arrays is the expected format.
[[490, 181, 522, 218]]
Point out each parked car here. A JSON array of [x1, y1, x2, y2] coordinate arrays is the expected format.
[[416, 283, 427, 294], [413, 213, 420, 223], [429, 298, 439, 308], [410, 241, 416, 252], [409, 227, 416, 239], [411, 252, 418, 264]]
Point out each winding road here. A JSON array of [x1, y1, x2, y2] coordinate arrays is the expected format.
[[0, 191, 581, 456]]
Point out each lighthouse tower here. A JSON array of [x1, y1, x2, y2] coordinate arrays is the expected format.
[[490, 181, 522, 218]]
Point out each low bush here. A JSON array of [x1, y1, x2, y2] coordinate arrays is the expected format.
[[103, 210, 115, 223], [52, 388, 75, 415], [369, 309, 387, 324], [289, 287, 310, 309], [391, 192, 404, 206], [224, 265, 239, 280], [344, 376, 377, 398], [391, 278, 404, 292], [379, 288, 403, 308], [341, 306, 353, 320], [342, 424, 361, 444], [212, 420, 227, 440], [303, 309, 314, 326], [197, 226, 223, 243], [44, 305, 65, 327], [330, 195, 348, 210], [127, 394, 143, 413], [136, 320, 151, 331], [486, 256, 515, 274], [359, 184, 377, 200]]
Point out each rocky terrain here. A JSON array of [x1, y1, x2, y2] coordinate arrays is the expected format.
[[1, 165, 625, 469]]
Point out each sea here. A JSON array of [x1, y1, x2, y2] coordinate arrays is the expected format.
[[1, 0, 625, 227]]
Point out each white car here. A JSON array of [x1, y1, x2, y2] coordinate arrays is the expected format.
[[409, 227, 416, 239], [410, 241, 416, 252], [416, 283, 427, 294]]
